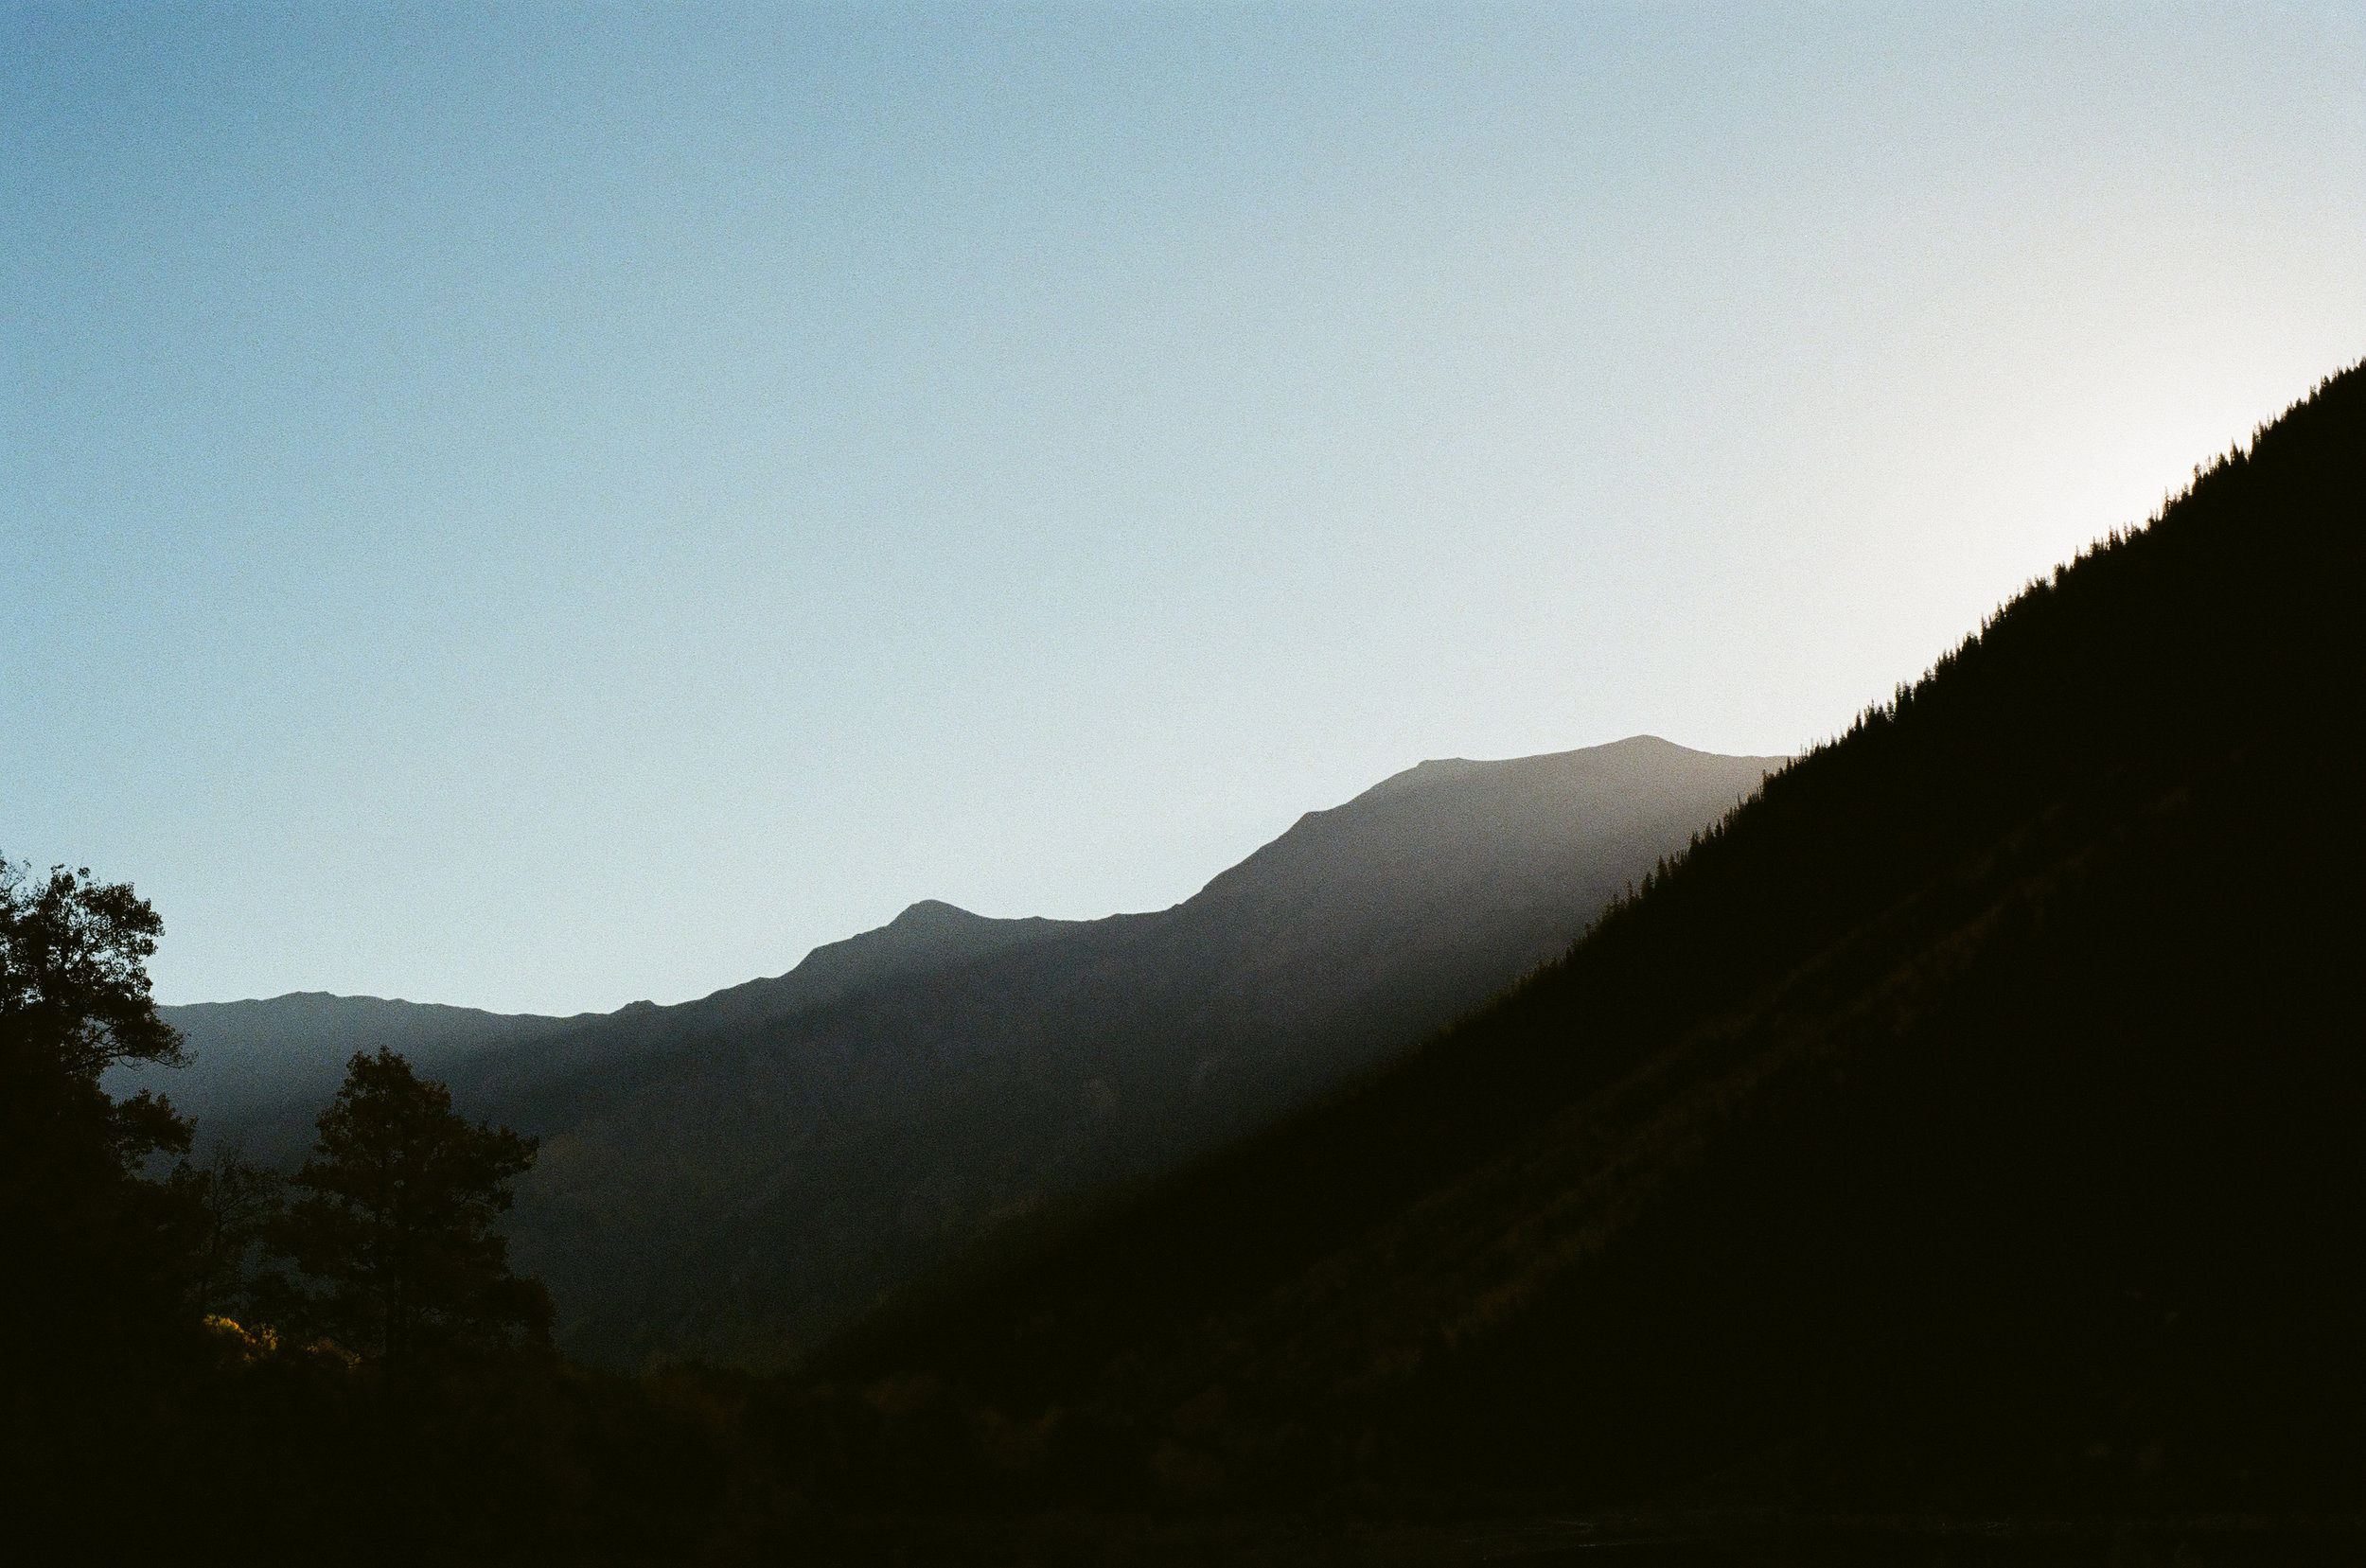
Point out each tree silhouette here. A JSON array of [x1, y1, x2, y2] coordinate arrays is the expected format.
[[273, 1048, 552, 1363], [0, 858, 195, 1351], [187, 1141, 283, 1318]]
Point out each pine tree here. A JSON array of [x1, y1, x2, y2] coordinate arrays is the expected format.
[[273, 1048, 552, 1363]]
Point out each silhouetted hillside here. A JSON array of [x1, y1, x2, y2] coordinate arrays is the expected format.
[[803, 362, 2366, 1521]]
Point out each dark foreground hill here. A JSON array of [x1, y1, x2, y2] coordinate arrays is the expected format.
[[144, 738, 1778, 1369], [796, 363, 2366, 1524]]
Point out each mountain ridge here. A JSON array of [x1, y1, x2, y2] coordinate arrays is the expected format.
[[495, 734, 1782, 1367], [147, 735, 1783, 1370]]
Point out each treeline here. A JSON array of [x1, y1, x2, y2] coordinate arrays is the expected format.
[[0, 857, 556, 1369], [0, 860, 796, 1561]]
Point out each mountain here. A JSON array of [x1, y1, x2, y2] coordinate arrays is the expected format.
[[123, 994, 587, 1141], [794, 363, 2366, 1524], [145, 736, 1780, 1371], [133, 897, 1081, 1156]]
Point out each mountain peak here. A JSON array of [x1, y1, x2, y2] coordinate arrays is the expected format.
[[1351, 734, 1758, 806], [888, 898, 984, 928]]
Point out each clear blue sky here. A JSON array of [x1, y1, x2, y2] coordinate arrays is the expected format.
[[7, 4, 2361, 1013]]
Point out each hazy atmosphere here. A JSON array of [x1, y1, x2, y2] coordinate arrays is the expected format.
[[9, 3, 2362, 1013]]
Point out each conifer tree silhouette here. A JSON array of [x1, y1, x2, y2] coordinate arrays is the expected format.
[[274, 1048, 551, 1362]]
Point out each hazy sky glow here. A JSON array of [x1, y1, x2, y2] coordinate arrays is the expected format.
[[7, 4, 2363, 1012]]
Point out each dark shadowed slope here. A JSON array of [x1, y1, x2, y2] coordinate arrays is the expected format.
[[803, 363, 2366, 1519]]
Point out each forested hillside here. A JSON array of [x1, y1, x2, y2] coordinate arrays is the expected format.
[[801, 361, 2366, 1524]]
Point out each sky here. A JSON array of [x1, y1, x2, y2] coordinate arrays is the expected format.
[[6, 3, 2362, 1013]]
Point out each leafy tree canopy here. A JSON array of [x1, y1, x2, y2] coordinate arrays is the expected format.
[[1, 857, 185, 1078], [0, 856, 193, 1349]]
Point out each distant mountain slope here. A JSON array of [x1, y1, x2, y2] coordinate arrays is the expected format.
[[118, 994, 584, 1139], [134, 738, 1780, 1370], [132, 897, 1083, 1155], [434, 897, 1087, 1106], [804, 364, 2366, 1517], [483, 735, 1780, 1369]]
